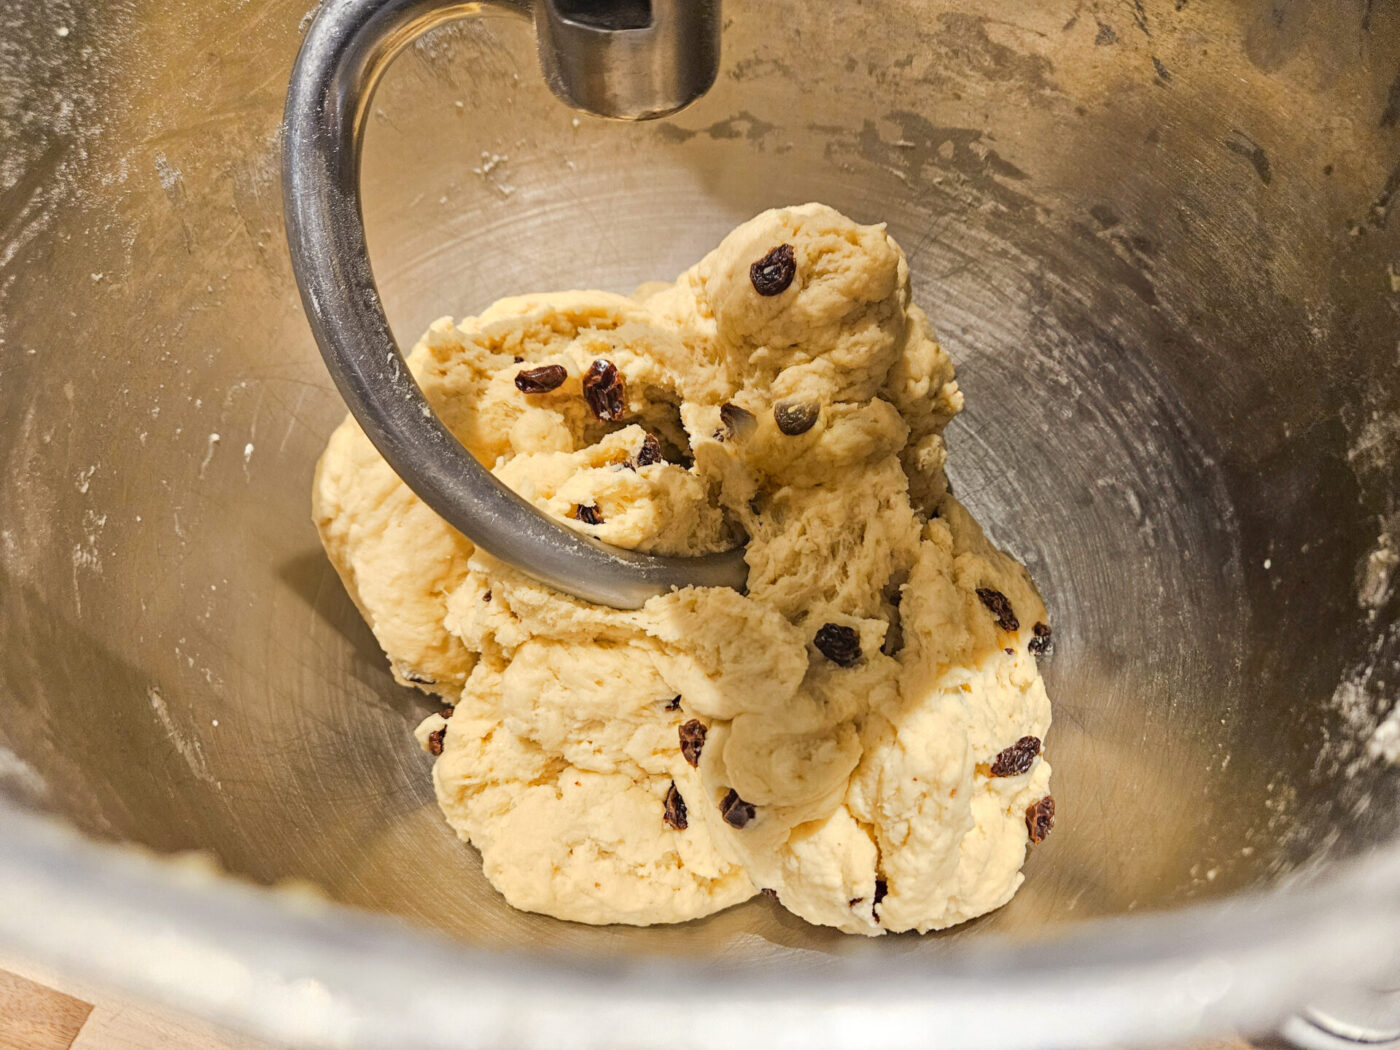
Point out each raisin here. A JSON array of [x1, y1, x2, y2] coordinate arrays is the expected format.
[[483, 590, 492, 603], [989, 736, 1042, 777], [426, 727, 446, 756], [718, 402, 756, 440], [1004, 647, 1015, 656], [663, 782, 688, 830], [719, 788, 756, 828], [1028, 622, 1053, 656], [848, 897, 865, 907], [665, 695, 682, 711], [679, 719, 707, 767], [582, 359, 626, 421], [634, 434, 663, 467], [441, 705, 456, 720], [750, 243, 797, 296], [814, 623, 862, 667], [575, 503, 604, 526], [873, 879, 888, 905], [514, 364, 567, 394], [976, 587, 1019, 632], [1026, 796, 1055, 843], [773, 399, 819, 436]]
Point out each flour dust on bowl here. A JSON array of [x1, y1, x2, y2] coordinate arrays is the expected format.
[[0, 1, 1398, 1048]]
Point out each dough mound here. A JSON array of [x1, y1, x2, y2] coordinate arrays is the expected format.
[[314, 204, 1053, 935]]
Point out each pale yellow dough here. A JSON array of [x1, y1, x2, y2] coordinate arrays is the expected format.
[[313, 204, 1053, 935]]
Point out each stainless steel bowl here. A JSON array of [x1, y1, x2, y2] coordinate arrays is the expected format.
[[1, 1, 1398, 1047]]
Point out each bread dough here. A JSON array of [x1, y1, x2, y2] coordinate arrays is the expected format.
[[313, 204, 1054, 935]]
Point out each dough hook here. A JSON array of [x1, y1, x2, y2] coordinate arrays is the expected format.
[[282, 0, 745, 609]]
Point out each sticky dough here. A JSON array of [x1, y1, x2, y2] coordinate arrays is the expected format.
[[313, 203, 1054, 935]]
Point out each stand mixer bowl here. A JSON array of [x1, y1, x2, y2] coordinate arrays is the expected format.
[[1, 1, 1398, 1047]]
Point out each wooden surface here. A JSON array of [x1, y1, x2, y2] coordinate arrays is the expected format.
[[0, 958, 274, 1050], [0, 968, 92, 1050]]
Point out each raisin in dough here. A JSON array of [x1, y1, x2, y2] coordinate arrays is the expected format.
[[314, 203, 1053, 935]]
